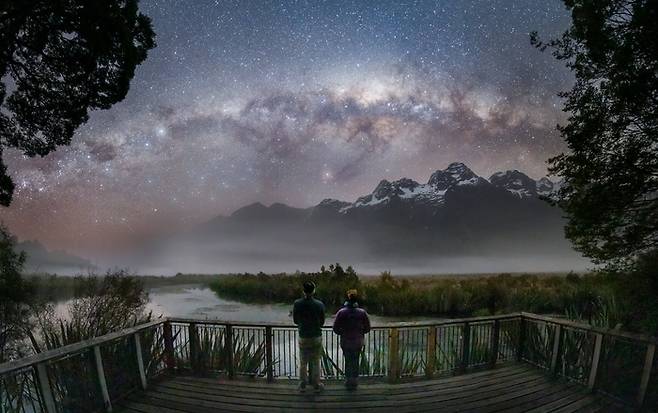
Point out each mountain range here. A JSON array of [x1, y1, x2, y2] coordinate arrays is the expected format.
[[135, 162, 587, 274], [16, 240, 95, 273]]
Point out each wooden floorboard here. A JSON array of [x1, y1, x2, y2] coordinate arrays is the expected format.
[[118, 364, 628, 413]]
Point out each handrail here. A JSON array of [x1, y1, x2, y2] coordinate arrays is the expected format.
[[3, 312, 657, 376], [521, 312, 658, 345], [2, 312, 657, 411], [167, 312, 523, 329], [0, 319, 166, 375]]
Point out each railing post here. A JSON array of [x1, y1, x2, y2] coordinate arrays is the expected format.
[[550, 324, 563, 375], [35, 363, 57, 413], [188, 323, 198, 374], [387, 328, 399, 383], [587, 333, 603, 391], [93, 346, 112, 412], [163, 321, 175, 371], [426, 327, 437, 379], [460, 322, 471, 372], [490, 319, 500, 367], [134, 333, 148, 390], [637, 343, 655, 407], [516, 316, 526, 362], [265, 326, 274, 382], [225, 324, 235, 379]]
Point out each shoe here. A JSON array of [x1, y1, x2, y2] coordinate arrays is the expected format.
[[298, 381, 307, 393], [345, 379, 357, 391], [313, 382, 324, 393]]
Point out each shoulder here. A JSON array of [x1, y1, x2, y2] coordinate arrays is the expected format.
[[293, 298, 304, 306], [313, 298, 325, 308]]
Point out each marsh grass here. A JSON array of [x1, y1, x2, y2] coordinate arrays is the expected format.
[[0, 369, 42, 413], [210, 270, 617, 319]]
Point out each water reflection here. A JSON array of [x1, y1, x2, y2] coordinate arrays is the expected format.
[[56, 284, 438, 324], [147, 284, 439, 325]]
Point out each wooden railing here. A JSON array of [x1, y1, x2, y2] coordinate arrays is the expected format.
[[0, 313, 656, 412], [520, 312, 657, 408]]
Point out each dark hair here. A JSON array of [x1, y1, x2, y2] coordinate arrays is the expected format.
[[303, 281, 316, 294], [346, 289, 358, 303]]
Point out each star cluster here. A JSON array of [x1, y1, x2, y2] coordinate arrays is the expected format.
[[1, 0, 572, 256]]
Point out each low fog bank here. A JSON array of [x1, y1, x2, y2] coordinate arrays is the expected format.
[[116, 234, 590, 276], [95, 211, 591, 275], [132, 255, 590, 277]]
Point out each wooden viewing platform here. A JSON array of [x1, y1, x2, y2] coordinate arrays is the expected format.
[[1, 313, 656, 412], [119, 364, 629, 412]]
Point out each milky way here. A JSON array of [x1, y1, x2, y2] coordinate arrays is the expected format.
[[1, 0, 572, 257]]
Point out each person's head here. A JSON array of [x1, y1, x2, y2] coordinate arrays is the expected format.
[[303, 281, 316, 297], [346, 289, 358, 304]]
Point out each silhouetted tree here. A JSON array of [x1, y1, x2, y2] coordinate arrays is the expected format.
[[0, 224, 33, 362], [333, 262, 345, 277], [532, 0, 658, 269], [0, 0, 156, 205]]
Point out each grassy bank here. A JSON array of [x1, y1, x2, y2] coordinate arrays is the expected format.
[[209, 267, 612, 317], [209, 264, 658, 334]]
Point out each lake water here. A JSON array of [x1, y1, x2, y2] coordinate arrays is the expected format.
[[143, 284, 433, 325]]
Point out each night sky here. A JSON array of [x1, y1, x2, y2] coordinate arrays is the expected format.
[[2, 0, 573, 257]]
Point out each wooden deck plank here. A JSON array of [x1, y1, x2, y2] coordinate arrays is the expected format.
[[140, 376, 547, 411], [460, 382, 582, 413], [118, 364, 625, 413], [158, 369, 542, 401], [168, 364, 532, 395], [128, 376, 550, 413], [173, 363, 527, 391], [551, 396, 608, 413], [145, 374, 551, 409], [486, 385, 584, 413], [523, 390, 596, 413]]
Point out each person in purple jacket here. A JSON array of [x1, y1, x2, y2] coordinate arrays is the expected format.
[[333, 289, 371, 390]]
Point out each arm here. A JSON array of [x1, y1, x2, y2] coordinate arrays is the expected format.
[[319, 302, 326, 327], [333, 310, 343, 335], [363, 311, 371, 334], [292, 301, 299, 325]]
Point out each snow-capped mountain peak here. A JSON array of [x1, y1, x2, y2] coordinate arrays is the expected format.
[[317, 198, 350, 209], [428, 162, 484, 190], [489, 170, 537, 199], [341, 162, 490, 212], [336, 163, 557, 213], [536, 177, 555, 196]]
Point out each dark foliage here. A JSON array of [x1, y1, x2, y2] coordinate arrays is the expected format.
[[210, 265, 629, 328], [0, 0, 156, 205], [210, 263, 361, 310], [532, 0, 658, 269], [29, 270, 150, 353], [0, 224, 33, 362]]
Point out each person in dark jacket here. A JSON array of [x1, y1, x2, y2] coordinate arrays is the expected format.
[[292, 281, 326, 392], [333, 289, 371, 390]]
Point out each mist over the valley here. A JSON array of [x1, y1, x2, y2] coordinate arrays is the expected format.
[[18, 164, 590, 276], [105, 164, 590, 276]]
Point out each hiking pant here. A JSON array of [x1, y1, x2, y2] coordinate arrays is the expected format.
[[299, 336, 322, 385], [342, 347, 360, 379]]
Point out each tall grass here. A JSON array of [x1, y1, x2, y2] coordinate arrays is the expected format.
[[210, 268, 617, 319]]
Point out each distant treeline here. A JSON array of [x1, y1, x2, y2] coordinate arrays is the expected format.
[[209, 263, 658, 334], [27, 272, 219, 302]]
